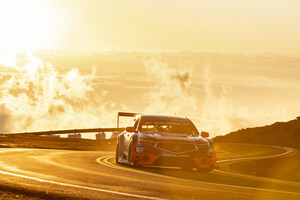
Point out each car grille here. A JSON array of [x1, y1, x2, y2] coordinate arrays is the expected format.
[[153, 157, 196, 167], [155, 142, 196, 154]]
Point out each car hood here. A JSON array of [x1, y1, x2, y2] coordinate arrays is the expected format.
[[138, 131, 208, 144]]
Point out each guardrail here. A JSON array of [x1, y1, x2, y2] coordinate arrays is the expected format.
[[6, 128, 125, 136]]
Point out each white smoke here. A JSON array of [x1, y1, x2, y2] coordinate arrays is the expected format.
[[142, 59, 292, 137], [0, 52, 116, 133], [142, 58, 197, 115], [197, 64, 290, 135]]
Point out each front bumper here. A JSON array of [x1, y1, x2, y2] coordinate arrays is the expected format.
[[130, 144, 217, 169]]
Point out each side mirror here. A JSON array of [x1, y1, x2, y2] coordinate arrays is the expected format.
[[201, 131, 209, 138], [126, 126, 135, 132]]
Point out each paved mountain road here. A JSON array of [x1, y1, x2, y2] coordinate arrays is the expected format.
[[0, 144, 299, 199]]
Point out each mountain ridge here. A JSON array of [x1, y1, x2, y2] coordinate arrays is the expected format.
[[213, 116, 300, 148]]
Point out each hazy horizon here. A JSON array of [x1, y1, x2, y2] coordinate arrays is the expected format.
[[1, 50, 299, 137], [0, 1, 299, 137]]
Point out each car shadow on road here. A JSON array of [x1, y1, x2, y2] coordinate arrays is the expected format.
[[118, 163, 267, 189]]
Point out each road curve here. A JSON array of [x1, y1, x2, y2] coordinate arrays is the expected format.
[[0, 144, 299, 199]]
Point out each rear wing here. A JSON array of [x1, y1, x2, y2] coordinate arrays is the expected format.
[[7, 128, 125, 136], [117, 112, 141, 128], [4, 112, 140, 136]]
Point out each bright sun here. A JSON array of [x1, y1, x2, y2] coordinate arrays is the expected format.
[[0, 0, 66, 50]]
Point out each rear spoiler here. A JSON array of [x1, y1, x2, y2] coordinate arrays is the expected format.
[[117, 112, 141, 128], [7, 127, 125, 136]]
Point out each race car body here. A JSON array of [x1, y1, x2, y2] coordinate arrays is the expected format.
[[116, 115, 217, 172]]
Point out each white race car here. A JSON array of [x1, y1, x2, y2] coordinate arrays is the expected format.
[[116, 114, 216, 172]]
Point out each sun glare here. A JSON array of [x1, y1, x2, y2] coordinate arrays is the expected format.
[[0, 0, 65, 50]]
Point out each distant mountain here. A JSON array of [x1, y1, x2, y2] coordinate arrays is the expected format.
[[213, 117, 300, 148]]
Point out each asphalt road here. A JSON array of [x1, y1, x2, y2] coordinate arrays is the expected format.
[[0, 144, 300, 200]]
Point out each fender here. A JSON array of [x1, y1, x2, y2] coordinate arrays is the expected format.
[[118, 133, 126, 158]]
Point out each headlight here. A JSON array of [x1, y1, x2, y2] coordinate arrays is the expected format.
[[196, 143, 209, 151], [207, 148, 213, 157], [207, 139, 214, 149], [135, 145, 144, 153], [135, 139, 156, 153]]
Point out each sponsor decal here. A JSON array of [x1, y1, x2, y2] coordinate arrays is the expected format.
[[144, 121, 189, 126], [162, 154, 191, 158], [162, 154, 177, 157]]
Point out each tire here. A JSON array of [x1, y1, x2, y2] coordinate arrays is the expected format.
[[128, 143, 133, 166], [115, 143, 121, 164]]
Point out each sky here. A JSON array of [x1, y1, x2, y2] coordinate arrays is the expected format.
[[0, 0, 300, 53], [0, 1, 299, 137]]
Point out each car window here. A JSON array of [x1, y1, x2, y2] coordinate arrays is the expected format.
[[139, 118, 198, 135]]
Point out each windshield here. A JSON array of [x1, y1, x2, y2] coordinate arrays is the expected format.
[[138, 118, 199, 136]]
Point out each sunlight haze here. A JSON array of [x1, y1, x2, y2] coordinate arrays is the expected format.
[[0, 0, 300, 53], [0, 1, 300, 199], [0, 0, 299, 137]]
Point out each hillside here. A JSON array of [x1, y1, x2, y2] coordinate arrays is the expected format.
[[213, 116, 300, 148]]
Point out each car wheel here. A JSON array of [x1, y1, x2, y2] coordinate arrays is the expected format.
[[115, 143, 121, 164], [128, 143, 134, 166]]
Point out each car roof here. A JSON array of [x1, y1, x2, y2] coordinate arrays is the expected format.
[[139, 114, 188, 120]]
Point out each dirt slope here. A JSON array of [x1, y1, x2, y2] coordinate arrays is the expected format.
[[213, 116, 300, 148]]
